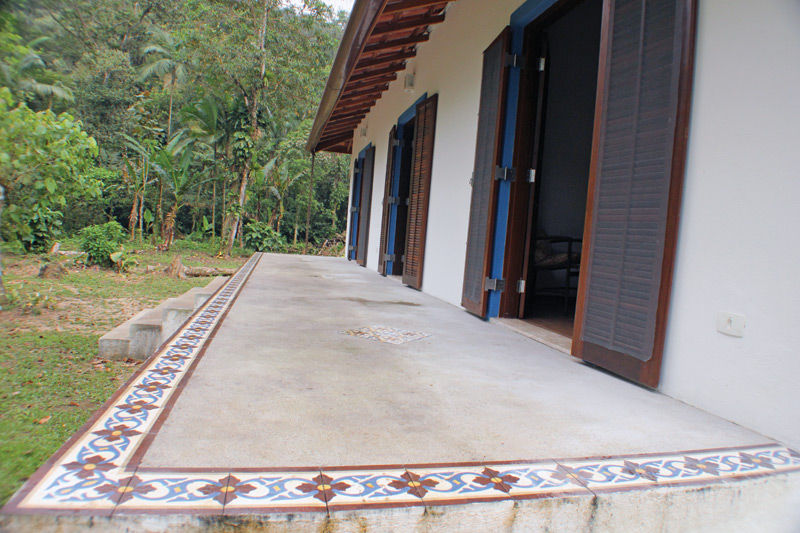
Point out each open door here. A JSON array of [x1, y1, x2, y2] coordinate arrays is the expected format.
[[402, 94, 438, 290], [378, 127, 397, 276], [347, 157, 363, 261], [573, 0, 697, 387], [461, 28, 511, 317], [355, 145, 375, 267]]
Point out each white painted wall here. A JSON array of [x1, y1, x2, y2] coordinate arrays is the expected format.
[[342, 0, 800, 448], [660, 0, 800, 449], [349, 0, 525, 302]]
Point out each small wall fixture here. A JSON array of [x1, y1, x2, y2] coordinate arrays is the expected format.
[[404, 72, 416, 93], [359, 124, 368, 138]]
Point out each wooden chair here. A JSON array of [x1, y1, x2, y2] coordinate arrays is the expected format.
[[530, 236, 582, 314]]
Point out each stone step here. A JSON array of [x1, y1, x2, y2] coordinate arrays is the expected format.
[[97, 309, 148, 360], [128, 307, 164, 360], [98, 276, 230, 361]]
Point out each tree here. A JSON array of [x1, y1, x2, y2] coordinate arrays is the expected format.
[[0, 15, 73, 108], [150, 139, 203, 249], [139, 27, 188, 140], [0, 88, 102, 250]]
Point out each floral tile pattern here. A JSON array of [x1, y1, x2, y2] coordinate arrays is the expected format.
[[342, 325, 430, 345], [3, 252, 799, 516]]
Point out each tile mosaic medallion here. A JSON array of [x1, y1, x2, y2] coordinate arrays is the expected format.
[[4, 252, 800, 516], [342, 325, 430, 345]]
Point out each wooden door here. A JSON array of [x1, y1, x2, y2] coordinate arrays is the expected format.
[[517, 37, 550, 317], [461, 29, 511, 316], [347, 157, 362, 261], [402, 94, 438, 290], [378, 127, 397, 275], [356, 145, 375, 267], [573, 0, 697, 387]]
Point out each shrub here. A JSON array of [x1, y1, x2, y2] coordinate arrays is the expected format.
[[79, 221, 125, 267], [243, 222, 287, 253]]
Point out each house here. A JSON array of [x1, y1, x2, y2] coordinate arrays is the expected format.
[[308, 0, 800, 449]]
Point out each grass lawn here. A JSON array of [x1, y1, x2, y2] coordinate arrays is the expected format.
[[0, 241, 248, 505]]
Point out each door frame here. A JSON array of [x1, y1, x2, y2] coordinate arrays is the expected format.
[[489, 0, 697, 388], [384, 94, 427, 275]]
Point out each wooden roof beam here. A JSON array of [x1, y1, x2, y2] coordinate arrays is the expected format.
[[355, 49, 416, 70], [372, 13, 445, 36], [363, 33, 429, 54], [344, 73, 397, 90], [349, 63, 406, 83], [382, 0, 453, 15]]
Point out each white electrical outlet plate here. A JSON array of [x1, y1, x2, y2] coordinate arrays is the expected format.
[[716, 312, 746, 337]]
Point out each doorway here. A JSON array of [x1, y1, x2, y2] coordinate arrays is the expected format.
[[385, 118, 415, 276], [505, 0, 603, 339]]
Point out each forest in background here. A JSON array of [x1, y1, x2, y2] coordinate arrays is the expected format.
[[0, 0, 350, 262]]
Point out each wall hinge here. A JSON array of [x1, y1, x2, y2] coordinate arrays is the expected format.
[[517, 279, 526, 294], [388, 196, 400, 205], [470, 172, 475, 187], [538, 57, 546, 72], [528, 169, 536, 183], [401, 254, 406, 264], [347, 245, 355, 252], [494, 166, 515, 182], [350, 206, 359, 213], [391, 138, 401, 148], [506, 53, 525, 69], [485, 277, 506, 292], [383, 253, 396, 262]]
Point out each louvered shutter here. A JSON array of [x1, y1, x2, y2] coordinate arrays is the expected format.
[[402, 94, 438, 289], [576, 0, 696, 387], [378, 127, 397, 275], [356, 145, 375, 267], [461, 29, 510, 317]]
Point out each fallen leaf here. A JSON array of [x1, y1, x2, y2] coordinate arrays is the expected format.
[[37, 416, 51, 425]]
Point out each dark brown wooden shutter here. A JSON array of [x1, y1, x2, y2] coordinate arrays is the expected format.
[[378, 127, 397, 276], [402, 94, 438, 289], [574, 0, 696, 387], [356, 145, 375, 267], [461, 29, 511, 317]]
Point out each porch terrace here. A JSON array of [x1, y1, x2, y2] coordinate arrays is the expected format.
[[3, 253, 799, 531]]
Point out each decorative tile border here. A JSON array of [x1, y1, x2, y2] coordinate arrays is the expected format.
[[3, 251, 799, 516], [342, 325, 430, 345]]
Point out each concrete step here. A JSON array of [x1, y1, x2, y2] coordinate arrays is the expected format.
[[97, 309, 149, 360], [128, 307, 164, 360], [98, 276, 230, 361], [193, 276, 227, 309]]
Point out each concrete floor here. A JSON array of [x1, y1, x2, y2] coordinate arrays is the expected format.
[[142, 254, 767, 469]]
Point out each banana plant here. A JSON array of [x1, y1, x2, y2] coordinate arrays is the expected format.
[[150, 138, 207, 250]]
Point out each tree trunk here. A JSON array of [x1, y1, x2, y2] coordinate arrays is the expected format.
[[167, 83, 174, 140], [224, 0, 270, 256], [0, 185, 6, 308], [304, 152, 316, 253], [139, 157, 147, 239], [128, 194, 139, 240], [212, 148, 217, 237], [162, 203, 179, 250]]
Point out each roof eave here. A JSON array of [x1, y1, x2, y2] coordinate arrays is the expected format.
[[307, 0, 387, 154]]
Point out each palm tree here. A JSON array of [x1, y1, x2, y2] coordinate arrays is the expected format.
[[178, 97, 223, 235], [150, 139, 204, 250], [1, 37, 73, 108], [139, 28, 187, 140]]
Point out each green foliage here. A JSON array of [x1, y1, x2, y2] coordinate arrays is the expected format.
[[78, 221, 126, 267], [0, 88, 102, 251], [244, 221, 287, 253], [109, 250, 138, 273], [3, 1, 351, 255]]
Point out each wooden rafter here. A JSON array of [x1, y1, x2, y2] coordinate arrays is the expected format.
[[312, 0, 457, 152]]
